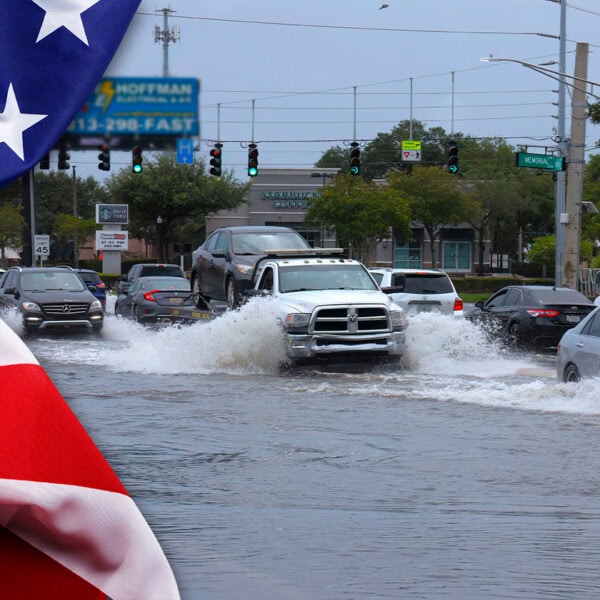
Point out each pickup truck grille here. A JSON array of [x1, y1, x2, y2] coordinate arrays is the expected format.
[[312, 305, 390, 334], [41, 302, 89, 318]]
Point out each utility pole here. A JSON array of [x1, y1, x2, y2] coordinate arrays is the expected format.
[[562, 42, 589, 290], [153, 8, 180, 77]]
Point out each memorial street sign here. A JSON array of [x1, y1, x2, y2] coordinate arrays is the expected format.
[[515, 152, 565, 172]]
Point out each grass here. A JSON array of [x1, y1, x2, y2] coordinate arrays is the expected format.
[[460, 292, 489, 304]]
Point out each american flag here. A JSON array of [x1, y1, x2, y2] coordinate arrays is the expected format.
[[0, 318, 180, 598], [0, 0, 140, 188]]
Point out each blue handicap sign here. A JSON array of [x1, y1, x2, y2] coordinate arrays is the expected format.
[[176, 138, 195, 164]]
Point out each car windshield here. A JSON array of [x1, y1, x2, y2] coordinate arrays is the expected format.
[[391, 273, 453, 294], [22, 271, 86, 292], [232, 232, 310, 255], [146, 277, 190, 290], [279, 264, 378, 293]]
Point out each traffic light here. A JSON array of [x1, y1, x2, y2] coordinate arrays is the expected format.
[[58, 143, 70, 170], [209, 143, 223, 176], [350, 142, 360, 175], [39, 152, 50, 170], [248, 143, 259, 177], [132, 146, 143, 173], [98, 144, 110, 171], [448, 140, 459, 174]]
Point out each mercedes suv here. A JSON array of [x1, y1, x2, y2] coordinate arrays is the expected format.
[[0, 267, 104, 334]]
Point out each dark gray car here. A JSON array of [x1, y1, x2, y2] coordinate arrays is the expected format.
[[0, 267, 104, 334], [190, 226, 311, 309], [115, 276, 208, 324]]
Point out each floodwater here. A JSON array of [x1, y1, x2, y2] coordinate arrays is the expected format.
[[7, 296, 600, 599]]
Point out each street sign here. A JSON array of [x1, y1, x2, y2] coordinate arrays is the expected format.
[[401, 140, 422, 162], [515, 152, 565, 171], [176, 138, 195, 164], [34, 235, 50, 256]]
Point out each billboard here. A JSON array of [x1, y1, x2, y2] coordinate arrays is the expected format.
[[66, 77, 199, 150]]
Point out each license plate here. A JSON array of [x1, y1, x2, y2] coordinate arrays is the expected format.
[[416, 305, 432, 313], [171, 309, 181, 316], [566, 314, 580, 323], [169, 297, 183, 305]]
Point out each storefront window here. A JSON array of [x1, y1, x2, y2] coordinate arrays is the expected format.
[[394, 241, 421, 268]]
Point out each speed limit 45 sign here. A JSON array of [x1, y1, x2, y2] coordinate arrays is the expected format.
[[34, 234, 50, 256]]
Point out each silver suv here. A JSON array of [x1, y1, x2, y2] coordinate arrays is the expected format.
[[369, 268, 463, 317]]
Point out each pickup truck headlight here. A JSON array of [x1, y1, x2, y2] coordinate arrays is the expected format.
[[283, 313, 310, 332], [390, 310, 407, 331]]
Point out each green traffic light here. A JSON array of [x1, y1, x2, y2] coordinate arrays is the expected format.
[[133, 164, 143, 173], [248, 166, 258, 177], [350, 166, 360, 175]]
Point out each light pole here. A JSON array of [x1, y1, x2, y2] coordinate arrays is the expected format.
[[156, 216, 164, 263], [480, 54, 599, 288]]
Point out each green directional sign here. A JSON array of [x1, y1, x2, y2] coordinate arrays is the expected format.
[[515, 152, 565, 172]]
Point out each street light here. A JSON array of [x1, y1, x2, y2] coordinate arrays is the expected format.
[[480, 53, 598, 288], [156, 216, 164, 263]]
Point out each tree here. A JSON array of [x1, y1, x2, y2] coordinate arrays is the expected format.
[[34, 171, 109, 236], [53, 214, 97, 266], [105, 153, 248, 261], [304, 173, 411, 263], [387, 166, 474, 268], [0, 202, 25, 267]]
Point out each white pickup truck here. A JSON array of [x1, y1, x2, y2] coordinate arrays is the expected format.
[[245, 249, 408, 361]]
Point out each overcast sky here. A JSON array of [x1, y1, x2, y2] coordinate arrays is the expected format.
[[87, 0, 600, 180]]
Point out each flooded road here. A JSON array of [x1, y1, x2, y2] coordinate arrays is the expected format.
[[8, 296, 600, 599]]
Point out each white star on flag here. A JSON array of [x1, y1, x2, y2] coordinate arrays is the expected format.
[[32, 0, 102, 45], [0, 83, 47, 160]]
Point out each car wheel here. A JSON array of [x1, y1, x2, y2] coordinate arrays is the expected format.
[[507, 321, 521, 346], [564, 363, 581, 383], [226, 278, 239, 309]]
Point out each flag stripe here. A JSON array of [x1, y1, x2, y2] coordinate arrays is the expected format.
[[1, 479, 180, 600], [0, 526, 105, 599], [0, 362, 126, 492]]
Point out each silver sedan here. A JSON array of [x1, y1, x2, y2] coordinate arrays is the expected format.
[[556, 306, 600, 381]]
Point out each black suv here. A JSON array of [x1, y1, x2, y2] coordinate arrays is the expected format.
[[0, 267, 104, 334], [116, 263, 186, 295], [190, 226, 311, 309]]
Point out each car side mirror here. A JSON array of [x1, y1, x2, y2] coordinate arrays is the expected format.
[[88, 285, 97, 292], [211, 249, 226, 258], [475, 301, 484, 308], [3, 287, 16, 295]]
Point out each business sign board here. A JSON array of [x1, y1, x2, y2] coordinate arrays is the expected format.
[[401, 140, 422, 162], [66, 78, 200, 150], [515, 152, 565, 172], [96, 231, 128, 251], [96, 204, 129, 225]]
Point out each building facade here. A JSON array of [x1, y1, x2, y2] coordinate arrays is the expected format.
[[207, 168, 490, 273]]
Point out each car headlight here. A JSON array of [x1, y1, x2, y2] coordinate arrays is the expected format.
[[21, 301, 41, 312], [90, 300, 103, 311], [283, 313, 310, 332], [390, 310, 407, 331], [235, 264, 254, 277]]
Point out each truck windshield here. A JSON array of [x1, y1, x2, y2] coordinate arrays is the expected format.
[[279, 264, 377, 293]]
